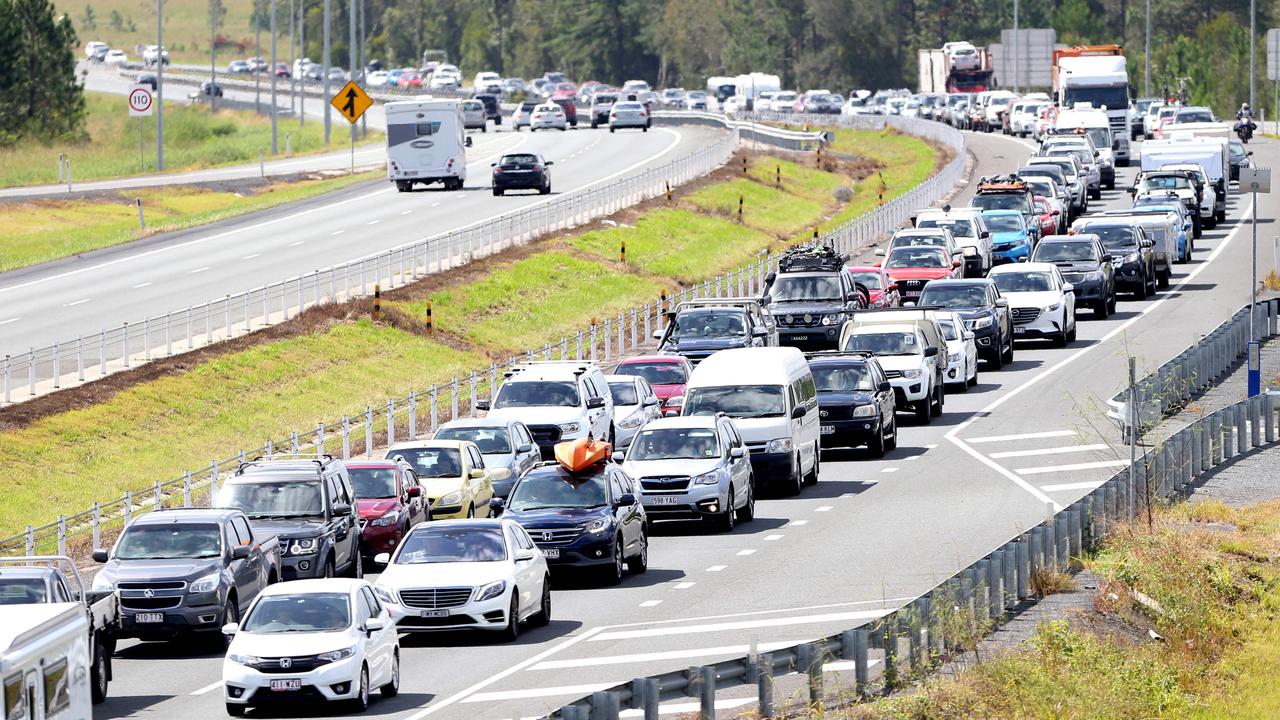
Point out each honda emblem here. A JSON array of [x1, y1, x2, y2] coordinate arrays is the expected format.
[[542, 532, 554, 542], [279, 658, 292, 669]]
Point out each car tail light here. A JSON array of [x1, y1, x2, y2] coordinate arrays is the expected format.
[[446, 158, 455, 172], [610, 113, 618, 120]]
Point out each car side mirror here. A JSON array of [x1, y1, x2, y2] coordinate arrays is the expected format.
[[612, 451, 626, 463], [374, 552, 391, 565], [545, 160, 555, 166], [515, 549, 535, 562], [764, 271, 777, 284], [363, 618, 387, 634], [952, 259, 962, 268], [1017, 257, 1028, 263], [791, 405, 808, 419], [729, 446, 745, 458], [616, 492, 637, 507], [644, 397, 659, 406], [1127, 188, 1137, 196], [886, 282, 898, 291], [1062, 282, 1075, 294], [231, 545, 251, 560], [469, 468, 486, 479], [517, 443, 534, 453], [332, 502, 352, 516], [874, 248, 885, 256], [652, 329, 664, 340], [878, 381, 892, 392], [406, 485, 422, 497], [1052, 210, 1061, 216], [490, 162, 497, 167], [924, 346, 939, 357], [1247, 151, 1254, 157], [488, 497, 505, 515], [92, 549, 108, 563], [873, 261, 882, 268], [222, 623, 239, 636], [995, 298, 1009, 307], [1101, 253, 1113, 263], [751, 326, 768, 337], [981, 231, 990, 238], [475, 399, 491, 411], [465, 136, 474, 148], [586, 396, 606, 409], [909, 215, 917, 225]]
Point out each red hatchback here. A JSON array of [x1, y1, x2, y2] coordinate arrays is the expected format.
[[613, 355, 693, 417], [879, 245, 961, 305], [1032, 196, 1057, 237], [846, 265, 902, 309], [347, 460, 429, 561]]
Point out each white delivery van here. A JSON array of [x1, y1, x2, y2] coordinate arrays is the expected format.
[[385, 99, 472, 192], [1141, 135, 1230, 223], [1, 603, 92, 720], [681, 347, 819, 495]]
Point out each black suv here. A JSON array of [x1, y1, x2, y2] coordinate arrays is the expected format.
[[806, 352, 897, 456], [763, 245, 867, 350], [655, 299, 778, 365], [473, 93, 502, 124], [1070, 221, 1157, 299], [215, 457, 363, 580], [1031, 234, 1118, 318], [917, 279, 1014, 368]]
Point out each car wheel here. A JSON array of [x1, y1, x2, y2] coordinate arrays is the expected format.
[[395, 181, 410, 192], [493, 188, 503, 196], [735, 479, 756, 522], [226, 703, 246, 717], [604, 538, 625, 585], [714, 487, 737, 531], [914, 398, 932, 424], [968, 364, 979, 388], [803, 444, 819, 485], [1002, 334, 1014, 364], [1054, 327, 1068, 347], [931, 383, 943, 416], [642, 126, 648, 132], [530, 578, 552, 627], [1135, 275, 1148, 300], [591, 121, 598, 129], [90, 638, 109, 704], [501, 593, 521, 641], [1094, 297, 1109, 319], [348, 665, 370, 712], [214, 600, 239, 650], [869, 424, 886, 458], [381, 652, 400, 697], [346, 549, 363, 578], [541, 183, 551, 195], [885, 416, 898, 451], [610, 127, 615, 133], [784, 453, 803, 496], [1108, 290, 1118, 314], [466, 504, 475, 518], [627, 530, 649, 572], [322, 557, 335, 578], [1067, 317, 1077, 343]]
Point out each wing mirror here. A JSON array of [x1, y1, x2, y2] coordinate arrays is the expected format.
[[515, 549, 536, 562], [878, 381, 892, 392], [332, 502, 352, 516], [1101, 253, 1113, 263], [362, 618, 387, 634], [963, 331, 975, 340], [751, 326, 768, 337], [924, 346, 939, 357], [222, 623, 240, 636], [873, 247, 886, 256], [586, 396, 606, 409], [729, 446, 746, 458], [616, 492, 637, 507], [545, 160, 554, 166], [1062, 282, 1075, 294], [791, 405, 808, 419], [469, 468, 486, 479], [952, 259, 962, 268], [517, 443, 535, 453], [475, 399, 492, 411], [612, 451, 625, 463], [764, 271, 777, 284], [231, 545, 251, 560], [406, 485, 422, 497], [995, 297, 1009, 307], [92, 549, 109, 563], [644, 397, 660, 406]]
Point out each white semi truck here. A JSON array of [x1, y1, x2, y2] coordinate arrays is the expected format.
[[1053, 46, 1132, 166]]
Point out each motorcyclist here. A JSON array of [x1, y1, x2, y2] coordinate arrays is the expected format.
[[1237, 103, 1253, 122], [1236, 103, 1256, 142]]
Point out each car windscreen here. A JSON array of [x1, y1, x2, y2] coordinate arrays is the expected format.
[[684, 385, 785, 418], [886, 246, 948, 268], [811, 365, 874, 392], [508, 469, 608, 510], [891, 233, 945, 248], [984, 214, 1024, 232], [1034, 242, 1098, 262], [1176, 110, 1214, 123], [616, 361, 687, 386], [349, 468, 399, 499], [670, 310, 746, 339], [243, 593, 351, 633], [388, 448, 463, 478], [1086, 226, 1140, 250], [971, 194, 1028, 212], [1049, 148, 1092, 165], [848, 271, 882, 289], [918, 218, 974, 237], [919, 285, 989, 308], [115, 524, 223, 559], [843, 331, 920, 356], [1063, 85, 1128, 109], [992, 272, 1054, 293], [594, 94, 617, 104], [0, 579, 47, 604], [937, 320, 960, 341], [608, 382, 639, 406], [217, 480, 325, 518], [770, 275, 843, 302], [1029, 161, 1075, 179], [628, 427, 720, 460], [1141, 175, 1191, 191], [1025, 180, 1054, 198], [396, 526, 508, 563], [434, 427, 512, 454], [500, 154, 540, 166], [494, 380, 580, 408]]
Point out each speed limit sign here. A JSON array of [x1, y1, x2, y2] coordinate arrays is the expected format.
[[128, 85, 154, 117]]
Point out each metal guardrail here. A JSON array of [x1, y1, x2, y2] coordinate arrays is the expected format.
[[546, 298, 1280, 719], [0, 114, 965, 561]]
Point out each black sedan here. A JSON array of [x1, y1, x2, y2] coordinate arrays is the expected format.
[[492, 152, 552, 196]]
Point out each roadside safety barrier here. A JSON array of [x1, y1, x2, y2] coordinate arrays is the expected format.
[[0, 113, 965, 563]]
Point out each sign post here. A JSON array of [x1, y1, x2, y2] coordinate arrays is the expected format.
[[1269, 29, 1280, 132], [128, 85, 155, 171], [1240, 166, 1271, 398], [329, 80, 373, 173]]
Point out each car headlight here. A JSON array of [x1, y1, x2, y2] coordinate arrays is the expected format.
[[1046, 303, 1061, 312], [227, 653, 262, 666], [371, 510, 401, 527], [91, 574, 115, 592], [474, 580, 507, 602], [821, 314, 840, 326], [766, 438, 793, 454], [287, 537, 320, 556], [1124, 253, 1139, 264], [851, 404, 877, 418], [559, 422, 581, 433], [189, 572, 221, 594], [317, 646, 357, 664], [620, 413, 644, 429], [901, 369, 921, 379], [585, 518, 610, 535], [972, 316, 994, 329], [693, 470, 722, 485], [439, 491, 462, 506]]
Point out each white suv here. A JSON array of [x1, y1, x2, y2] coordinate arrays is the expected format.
[[479, 362, 615, 456], [841, 324, 942, 423], [913, 206, 993, 277]]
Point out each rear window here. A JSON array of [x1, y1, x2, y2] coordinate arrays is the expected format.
[[415, 122, 440, 136]]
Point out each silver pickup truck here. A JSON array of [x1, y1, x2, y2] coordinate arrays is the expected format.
[[0, 555, 120, 703]]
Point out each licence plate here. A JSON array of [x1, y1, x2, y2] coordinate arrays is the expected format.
[[419, 609, 449, 618], [1014, 327, 1026, 335], [544, 548, 561, 559], [789, 335, 808, 341], [269, 679, 302, 692], [134, 613, 164, 624], [820, 425, 835, 434], [649, 496, 679, 505]]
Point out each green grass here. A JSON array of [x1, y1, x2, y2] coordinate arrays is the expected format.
[[63, 0, 258, 65], [687, 178, 828, 236], [570, 209, 774, 283], [0, 91, 379, 188], [818, 128, 937, 235], [0, 321, 482, 536], [0, 170, 382, 272], [395, 253, 667, 353], [746, 157, 847, 204]]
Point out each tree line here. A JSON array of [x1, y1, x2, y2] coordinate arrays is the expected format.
[[0, 0, 84, 146]]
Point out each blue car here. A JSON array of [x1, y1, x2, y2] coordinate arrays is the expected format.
[[981, 210, 1033, 264]]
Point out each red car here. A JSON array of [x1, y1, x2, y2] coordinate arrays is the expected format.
[[1032, 196, 1057, 237], [347, 460, 429, 561], [399, 71, 422, 89], [846, 265, 902, 309], [551, 96, 578, 126], [613, 354, 694, 417], [878, 245, 962, 305]]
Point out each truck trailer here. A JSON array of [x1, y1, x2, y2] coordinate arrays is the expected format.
[[918, 45, 994, 93]]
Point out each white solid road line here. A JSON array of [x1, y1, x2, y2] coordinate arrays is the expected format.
[[1040, 480, 1109, 492], [461, 682, 617, 703], [0, 318, 19, 326], [63, 298, 91, 307], [987, 443, 1109, 459], [131, 282, 152, 289], [1016, 459, 1129, 475], [188, 266, 209, 274], [945, 194, 1255, 511], [639, 600, 662, 607], [966, 429, 1076, 444], [190, 680, 223, 696], [589, 609, 893, 643], [619, 698, 757, 717], [529, 641, 806, 671]]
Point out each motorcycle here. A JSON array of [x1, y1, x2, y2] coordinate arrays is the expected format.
[[1235, 118, 1256, 143]]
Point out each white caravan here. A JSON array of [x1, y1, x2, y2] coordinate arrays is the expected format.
[[1, 603, 92, 720], [385, 99, 472, 192]]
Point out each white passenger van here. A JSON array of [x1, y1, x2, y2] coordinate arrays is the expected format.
[[385, 99, 472, 192], [1, 604, 92, 719], [681, 347, 819, 495]]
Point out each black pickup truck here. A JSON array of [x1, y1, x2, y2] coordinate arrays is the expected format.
[[92, 507, 280, 646]]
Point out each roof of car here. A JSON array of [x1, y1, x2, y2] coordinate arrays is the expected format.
[[617, 354, 686, 365], [387, 439, 473, 451], [980, 209, 1023, 217], [408, 518, 508, 532], [1039, 233, 1098, 243], [923, 278, 995, 287], [989, 262, 1057, 274], [344, 460, 403, 469], [805, 353, 873, 366], [436, 417, 514, 430], [851, 323, 919, 335], [845, 265, 884, 273], [258, 578, 366, 597], [632, 415, 719, 430], [134, 508, 241, 524]]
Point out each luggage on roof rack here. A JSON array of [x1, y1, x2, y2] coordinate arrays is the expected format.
[[777, 243, 847, 273]]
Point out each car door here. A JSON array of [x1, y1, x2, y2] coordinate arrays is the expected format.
[[228, 516, 265, 602], [467, 445, 494, 512], [513, 423, 538, 475], [505, 525, 537, 615], [327, 475, 354, 570], [1054, 267, 1075, 323], [402, 468, 425, 524], [354, 588, 387, 684], [716, 422, 743, 505], [609, 470, 640, 552]]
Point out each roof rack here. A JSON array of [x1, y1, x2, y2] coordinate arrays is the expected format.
[[803, 350, 874, 360], [976, 174, 1028, 192], [238, 456, 334, 474], [776, 243, 847, 273]]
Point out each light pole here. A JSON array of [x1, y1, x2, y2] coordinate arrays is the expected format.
[[1012, 0, 1019, 94], [298, 0, 305, 127], [270, 0, 278, 154], [322, 0, 331, 145], [349, 0, 356, 153], [288, 0, 295, 117], [1144, 0, 1151, 97], [156, 0, 164, 170], [254, 0, 261, 113], [1251, 0, 1257, 112], [209, 0, 218, 113]]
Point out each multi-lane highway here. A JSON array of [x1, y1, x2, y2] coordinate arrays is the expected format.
[[87, 128, 1276, 720]]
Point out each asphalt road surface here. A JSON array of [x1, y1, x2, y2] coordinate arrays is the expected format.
[[89, 129, 1280, 720]]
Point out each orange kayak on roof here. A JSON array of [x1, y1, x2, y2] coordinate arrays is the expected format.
[[554, 438, 612, 472]]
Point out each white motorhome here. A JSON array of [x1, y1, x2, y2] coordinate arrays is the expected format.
[[733, 73, 781, 111], [385, 99, 472, 192], [682, 347, 819, 496], [1, 604, 92, 720], [1055, 55, 1131, 165], [1052, 104, 1115, 188], [1141, 135, 1230, 223]]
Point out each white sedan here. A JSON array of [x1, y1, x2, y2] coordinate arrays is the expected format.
[[222, 579, 400, 715], [609, 101, 649, 132], [606, 374, 661, 448], [988, 262, 1078, 347], [373, 519, 550, 640], [935, 311, 978, 389], [104, 49, 128, 65], [530, 102, 568, 131]]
